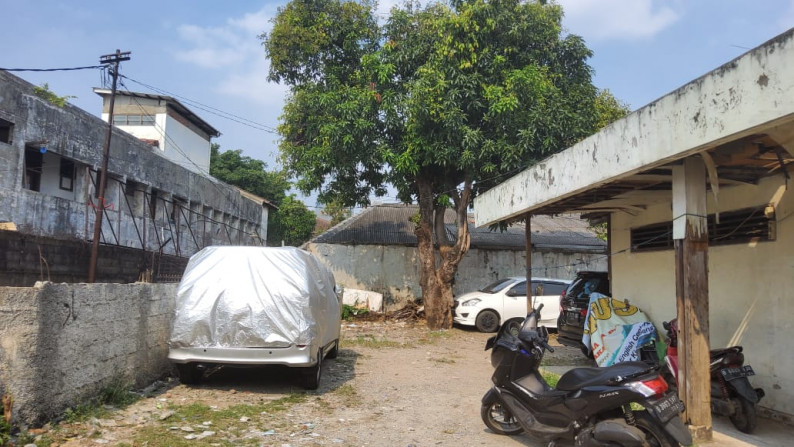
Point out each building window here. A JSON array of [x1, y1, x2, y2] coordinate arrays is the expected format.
[[113, 114, 155, 126], [23, 147, 43, 191], [630, 206, 774, 252], [0, 117, 12, 144], [59, 158, 75, 191]]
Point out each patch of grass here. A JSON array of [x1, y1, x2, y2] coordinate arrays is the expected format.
[[540, 369, 560, 388], [333, 384, 361, 407], [130, 394, 307, 447], [417, 330, 452, 345], [342, 335, 401, 349], [61, 378, 139, 423], [167, 393, 307, 430], [98, 377, 139, 407]]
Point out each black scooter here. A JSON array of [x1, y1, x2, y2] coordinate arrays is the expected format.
[[662, 318, 764, 433], [482, 305, 692, 447]]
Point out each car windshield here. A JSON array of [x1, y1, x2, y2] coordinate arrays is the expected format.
[[479, 278, 516, 294]]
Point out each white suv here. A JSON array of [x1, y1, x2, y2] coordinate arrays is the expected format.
[[453, 277, 571, 332]]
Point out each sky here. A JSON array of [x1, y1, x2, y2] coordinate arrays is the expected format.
[[2, 0, 794, 210]]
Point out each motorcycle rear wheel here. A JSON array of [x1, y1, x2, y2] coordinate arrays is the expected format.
[[481, 401, 524, 435], [729, 397, 757, 434], [633, 411, 679, 447]]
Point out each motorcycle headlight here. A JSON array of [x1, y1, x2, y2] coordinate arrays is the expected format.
[[461, 298, 481, 307]]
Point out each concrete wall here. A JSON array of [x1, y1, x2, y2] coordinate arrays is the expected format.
[[0, 282, 177, 426], [305, 242, 607, 310], [610, 173, 794, 417], [0, 70, 268, 254]]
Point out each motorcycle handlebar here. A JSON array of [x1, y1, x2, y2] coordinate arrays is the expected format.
[[539, 339, 554, 353]]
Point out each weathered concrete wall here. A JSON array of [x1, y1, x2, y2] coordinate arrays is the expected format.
[[0, 70, 268, 255], [0, 282, 177, 426], [305, 243, 607, 310], [611, 174, 794, 417]]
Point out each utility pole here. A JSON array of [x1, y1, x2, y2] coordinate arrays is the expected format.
[[88, 49, 131, 283]]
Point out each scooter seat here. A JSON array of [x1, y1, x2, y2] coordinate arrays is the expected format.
[[556, 362, 651, 391]]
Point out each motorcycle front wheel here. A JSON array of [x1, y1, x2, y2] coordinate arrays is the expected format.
[[633, 411, 680, 447], [481, 401, 524, 435]]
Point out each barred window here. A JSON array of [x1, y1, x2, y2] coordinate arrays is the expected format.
[[630, 206, 774, 252]]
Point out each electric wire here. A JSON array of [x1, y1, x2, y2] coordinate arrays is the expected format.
[[0, 65, 104, 72], [119, 74, 279, 134]]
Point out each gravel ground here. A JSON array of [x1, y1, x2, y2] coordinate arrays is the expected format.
[[31, 319, 593, 447]]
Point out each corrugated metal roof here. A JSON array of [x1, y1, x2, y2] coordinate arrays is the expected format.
[[312, 204, 606, 252]]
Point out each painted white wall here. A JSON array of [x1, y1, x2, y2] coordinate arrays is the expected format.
[[611, 174, 794, 416], [38, 151, 76, 201], [305, 242, 607, 310], [162, 114, 211, 175], [100, 112, 210, 174]]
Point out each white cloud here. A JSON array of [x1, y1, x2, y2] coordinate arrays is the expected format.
[[174, 7, 281, 106], [557, 0, 679, 41], [219, 58, 288, 108]]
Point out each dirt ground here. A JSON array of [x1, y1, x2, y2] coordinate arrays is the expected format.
[[32, 319, 594, 447]]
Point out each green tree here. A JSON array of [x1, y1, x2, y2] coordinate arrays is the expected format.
[[210, 144, 290, 204], [324, 200, 353, 225], [263, 0, 627, 328], [268, 195, 318, 246], [209, 144, 316, 246]]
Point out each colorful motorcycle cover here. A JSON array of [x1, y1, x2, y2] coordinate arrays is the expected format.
[[582, 293, 658, 367]]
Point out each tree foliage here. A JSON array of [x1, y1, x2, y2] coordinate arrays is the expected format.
[[263, 0, 628, 328], [210, 144, 290, 205], [209, 144, 315, 246], [323, 200, 353, 225], [268, 195, 318, 246]]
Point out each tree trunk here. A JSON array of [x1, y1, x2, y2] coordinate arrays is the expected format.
[[415, 175, 472, 330]]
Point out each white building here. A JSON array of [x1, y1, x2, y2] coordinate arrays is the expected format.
[[94, 89, 219, 176]]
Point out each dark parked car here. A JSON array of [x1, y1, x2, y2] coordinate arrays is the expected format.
[[556, 271, 610, 354]]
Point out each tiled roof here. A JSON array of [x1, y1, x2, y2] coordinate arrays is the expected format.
[[312, 204, 605, 252]]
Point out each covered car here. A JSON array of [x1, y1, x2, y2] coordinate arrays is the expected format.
[[168, 246, 341, 389]]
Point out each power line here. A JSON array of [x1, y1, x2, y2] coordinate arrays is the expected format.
[[0, 65, 105, 72], [119, 74, 280, 135]]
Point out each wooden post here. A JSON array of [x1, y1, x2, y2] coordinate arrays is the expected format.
[[525, 213, 532, 311], [672, 157, 712, 442]]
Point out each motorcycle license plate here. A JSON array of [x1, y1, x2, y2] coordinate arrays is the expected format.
[[721, 365, 755, 381], [647, 393, 685, 423]]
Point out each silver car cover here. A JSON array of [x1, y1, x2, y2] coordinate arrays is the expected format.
[[169, 246, 340, 349]]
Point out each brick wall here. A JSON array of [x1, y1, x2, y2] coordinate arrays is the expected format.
[[0, 230, 188, 286]]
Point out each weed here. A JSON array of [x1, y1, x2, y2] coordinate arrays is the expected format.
[[341, 304, 369, 320], [98, 377, 139, 407], [0, 418, 10, 446], [33, 83, 75, 107]]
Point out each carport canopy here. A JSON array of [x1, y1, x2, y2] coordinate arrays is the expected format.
[[474, 29, 794, 442]]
